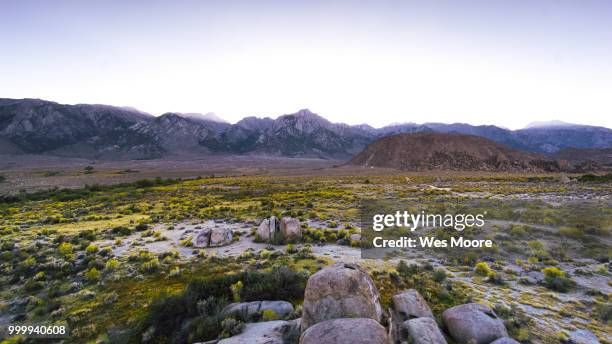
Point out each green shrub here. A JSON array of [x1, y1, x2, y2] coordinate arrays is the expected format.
[[105, 258, 119, 271], [433, 269, 446, 282], [559, 227, 584, 239], [86, 244, 99, 254], [474, 262, 491, 276], [220, 318, 245, 338], [397, 260, 418, 276], [142, 258, 160, 273], [230, 281, 243, 302], [142, 265, 307, 342], [111, 226, 132, 236], [85, 268, 100, 281], [543, 267, 574, 292], [261, 309, 279, 321], [58, 242, 73, 257]]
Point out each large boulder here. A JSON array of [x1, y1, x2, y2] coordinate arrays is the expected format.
[[221, 301, 294, 321], [193, 228, 233, 248], [300, 318, 387, 344], [442, 303, 508, 344], [217, 319, 300, 344], [403, 317, 447, 344], [391, 290, 434, 342], [256, 216, 279, 242], [209, 228, 233, 247], [193, 228, 212, 247], [257, 216, 302, 244], [280, 217, 302, 243], [301, 263, 383, 332]]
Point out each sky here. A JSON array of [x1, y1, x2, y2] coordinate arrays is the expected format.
[[1, 0, 611, 129]]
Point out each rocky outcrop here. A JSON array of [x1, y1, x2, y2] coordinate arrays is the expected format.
[[299, 318, 387, 344], [301, 263, 383, 332], [403, 317, 447, 344], [221, 301, 294, 321], [216, 319, 300, 344], [442, 303, 508, 344], [257, 216, 302, 244], [390, 290, 435, 343], [193, 228, 233, 248], [213, 263, 521, 344]]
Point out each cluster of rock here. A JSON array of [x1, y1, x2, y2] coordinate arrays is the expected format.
[[256, 216, 302, 244], [193, 228, 233, 248], [300, 263, 517, 344], [197, 263, 519, 344]]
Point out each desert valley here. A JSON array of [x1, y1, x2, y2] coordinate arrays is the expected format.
[[0, 99, 610, 344]]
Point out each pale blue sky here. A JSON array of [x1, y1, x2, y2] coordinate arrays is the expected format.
[[1, 0, 611, 128]]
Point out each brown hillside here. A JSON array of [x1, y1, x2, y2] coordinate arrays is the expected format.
[[349, 133, 564, 172]]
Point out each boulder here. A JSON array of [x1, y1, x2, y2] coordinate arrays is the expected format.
[[390, 290, 434, 343], [256, 216, 279, 242], [442, 303, 508, 344], [300, 318, 387, 344], [217, 319, 299, 344], [490, 338, 521, 344], [301, 263, 383, 332], [193, 228, 233, 248], [221, 301, 294, 321], [209, 228, 233, 247], [403, 317, 447, 344], [193, 228, 212, 247], [280, 217, 302, 243]]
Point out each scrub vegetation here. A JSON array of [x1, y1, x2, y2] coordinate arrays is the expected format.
[[0, 171, 610, 343]]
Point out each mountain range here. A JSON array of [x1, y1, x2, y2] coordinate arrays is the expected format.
[[1, 98, 611, 160]]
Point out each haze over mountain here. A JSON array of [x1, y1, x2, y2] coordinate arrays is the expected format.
[[0, 98, 611, 160]]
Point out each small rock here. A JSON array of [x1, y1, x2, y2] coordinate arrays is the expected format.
[[349, 233, 361, 241], [301, 263, 383, 332], [490, 338, 521, 344], [300, 318, 387, 344], [442, 303, 508, 344], [403, 317, 447, 344]]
